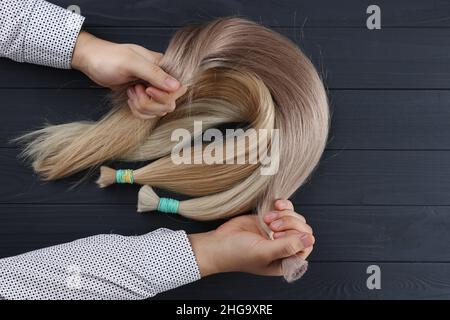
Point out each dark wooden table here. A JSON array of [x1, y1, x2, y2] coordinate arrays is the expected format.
[[1, 0, 450, 299]]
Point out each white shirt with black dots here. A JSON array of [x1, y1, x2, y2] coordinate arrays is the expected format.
[[0, 0, 202, 300], [0, 229, 201, 300], [0, 0, 84, 68]]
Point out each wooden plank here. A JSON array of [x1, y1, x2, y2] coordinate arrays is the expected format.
[[303, 206, 450, 262], [154, 262, 450, 299], [1, 149, 450, 205], [0, 204, 449, 262], [329, 90, 450, 150], [297, 150, 450, 205], [2, 28, 450, 89], [3, 89, 450, 150], [51, 0, 450, 27]]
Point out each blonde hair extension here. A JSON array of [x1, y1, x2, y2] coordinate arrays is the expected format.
[[17, 18, 329, 282]]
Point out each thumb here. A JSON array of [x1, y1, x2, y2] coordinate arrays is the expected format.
[[259, 233, 314, 262], [128, 55, 180, 92]]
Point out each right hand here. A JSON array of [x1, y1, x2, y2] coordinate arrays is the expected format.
[[188, 200, 315, 277]]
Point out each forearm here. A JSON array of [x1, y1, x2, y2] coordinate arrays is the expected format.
[[0, 0, 84, 68], [0, 228, 201, 300]]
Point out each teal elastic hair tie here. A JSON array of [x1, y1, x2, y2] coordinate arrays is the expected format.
[[157, 197, 180, 214], [115, 169, 134, 184]]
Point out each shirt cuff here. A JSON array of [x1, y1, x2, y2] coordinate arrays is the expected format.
[[144, 229, 202, 293], [23, 0, 85, 69]]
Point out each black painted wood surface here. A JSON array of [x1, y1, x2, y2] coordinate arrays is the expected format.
[[1, 0, 449, 300], [41, 0, 450, 28]]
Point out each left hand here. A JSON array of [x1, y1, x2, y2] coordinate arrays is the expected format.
[[71, 31, 186, 119], [188, 199, 315, 277]]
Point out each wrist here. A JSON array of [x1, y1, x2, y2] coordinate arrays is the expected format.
[[188, 231, 222, 277], [71, 31, 96, 72]]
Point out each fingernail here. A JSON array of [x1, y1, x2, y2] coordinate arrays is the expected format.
[[273, 231, 286, 239], [300, 234, 314, 248], [270, 219, 283, 230], [164, 76, 180, 90], [279, 200, 293, 210], [127, 87, 136, 98], [264, 211, 278, 222]]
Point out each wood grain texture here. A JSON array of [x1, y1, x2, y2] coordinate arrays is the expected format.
[[0, 204, 449, 262], [297, 150, 450, 206], [329, 90, 450, 150], [3, 89, 450, 150], [154, 262, 450, 300], [3, 28, 450, 89], [49, 0, 450, 27]]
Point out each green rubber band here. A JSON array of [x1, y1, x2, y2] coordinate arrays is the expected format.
[[157, 197, 180, 214], [115, 169, 134, 184], [115, 170, 122, 183]]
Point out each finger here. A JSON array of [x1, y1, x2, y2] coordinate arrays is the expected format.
[[129, 57, 180, 92], [263, 209, 306, 224], [259, 233, 313, 262], [273, 231, 315, 246], [269, 215, 313, 234], [134, 84, 171, 116], [146, 85, 187, 106], [298, 245, 314, 260], [127, 88, 159, 119], [274, 199, 294, 211], [272, 232, 315, 259], [127, 98, 157, 120], [263, 246, 314, 276], [273, 230, 302, 239], [145, 87, 181, 113], [145, 87, 172, 106]]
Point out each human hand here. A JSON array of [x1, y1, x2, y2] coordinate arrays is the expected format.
[[188, 200, 315, 277], [71, 31, 186, 119]]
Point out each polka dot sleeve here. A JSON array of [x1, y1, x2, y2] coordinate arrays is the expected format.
[[0, 0, 85, 69], [0, 229, 201, 300]]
